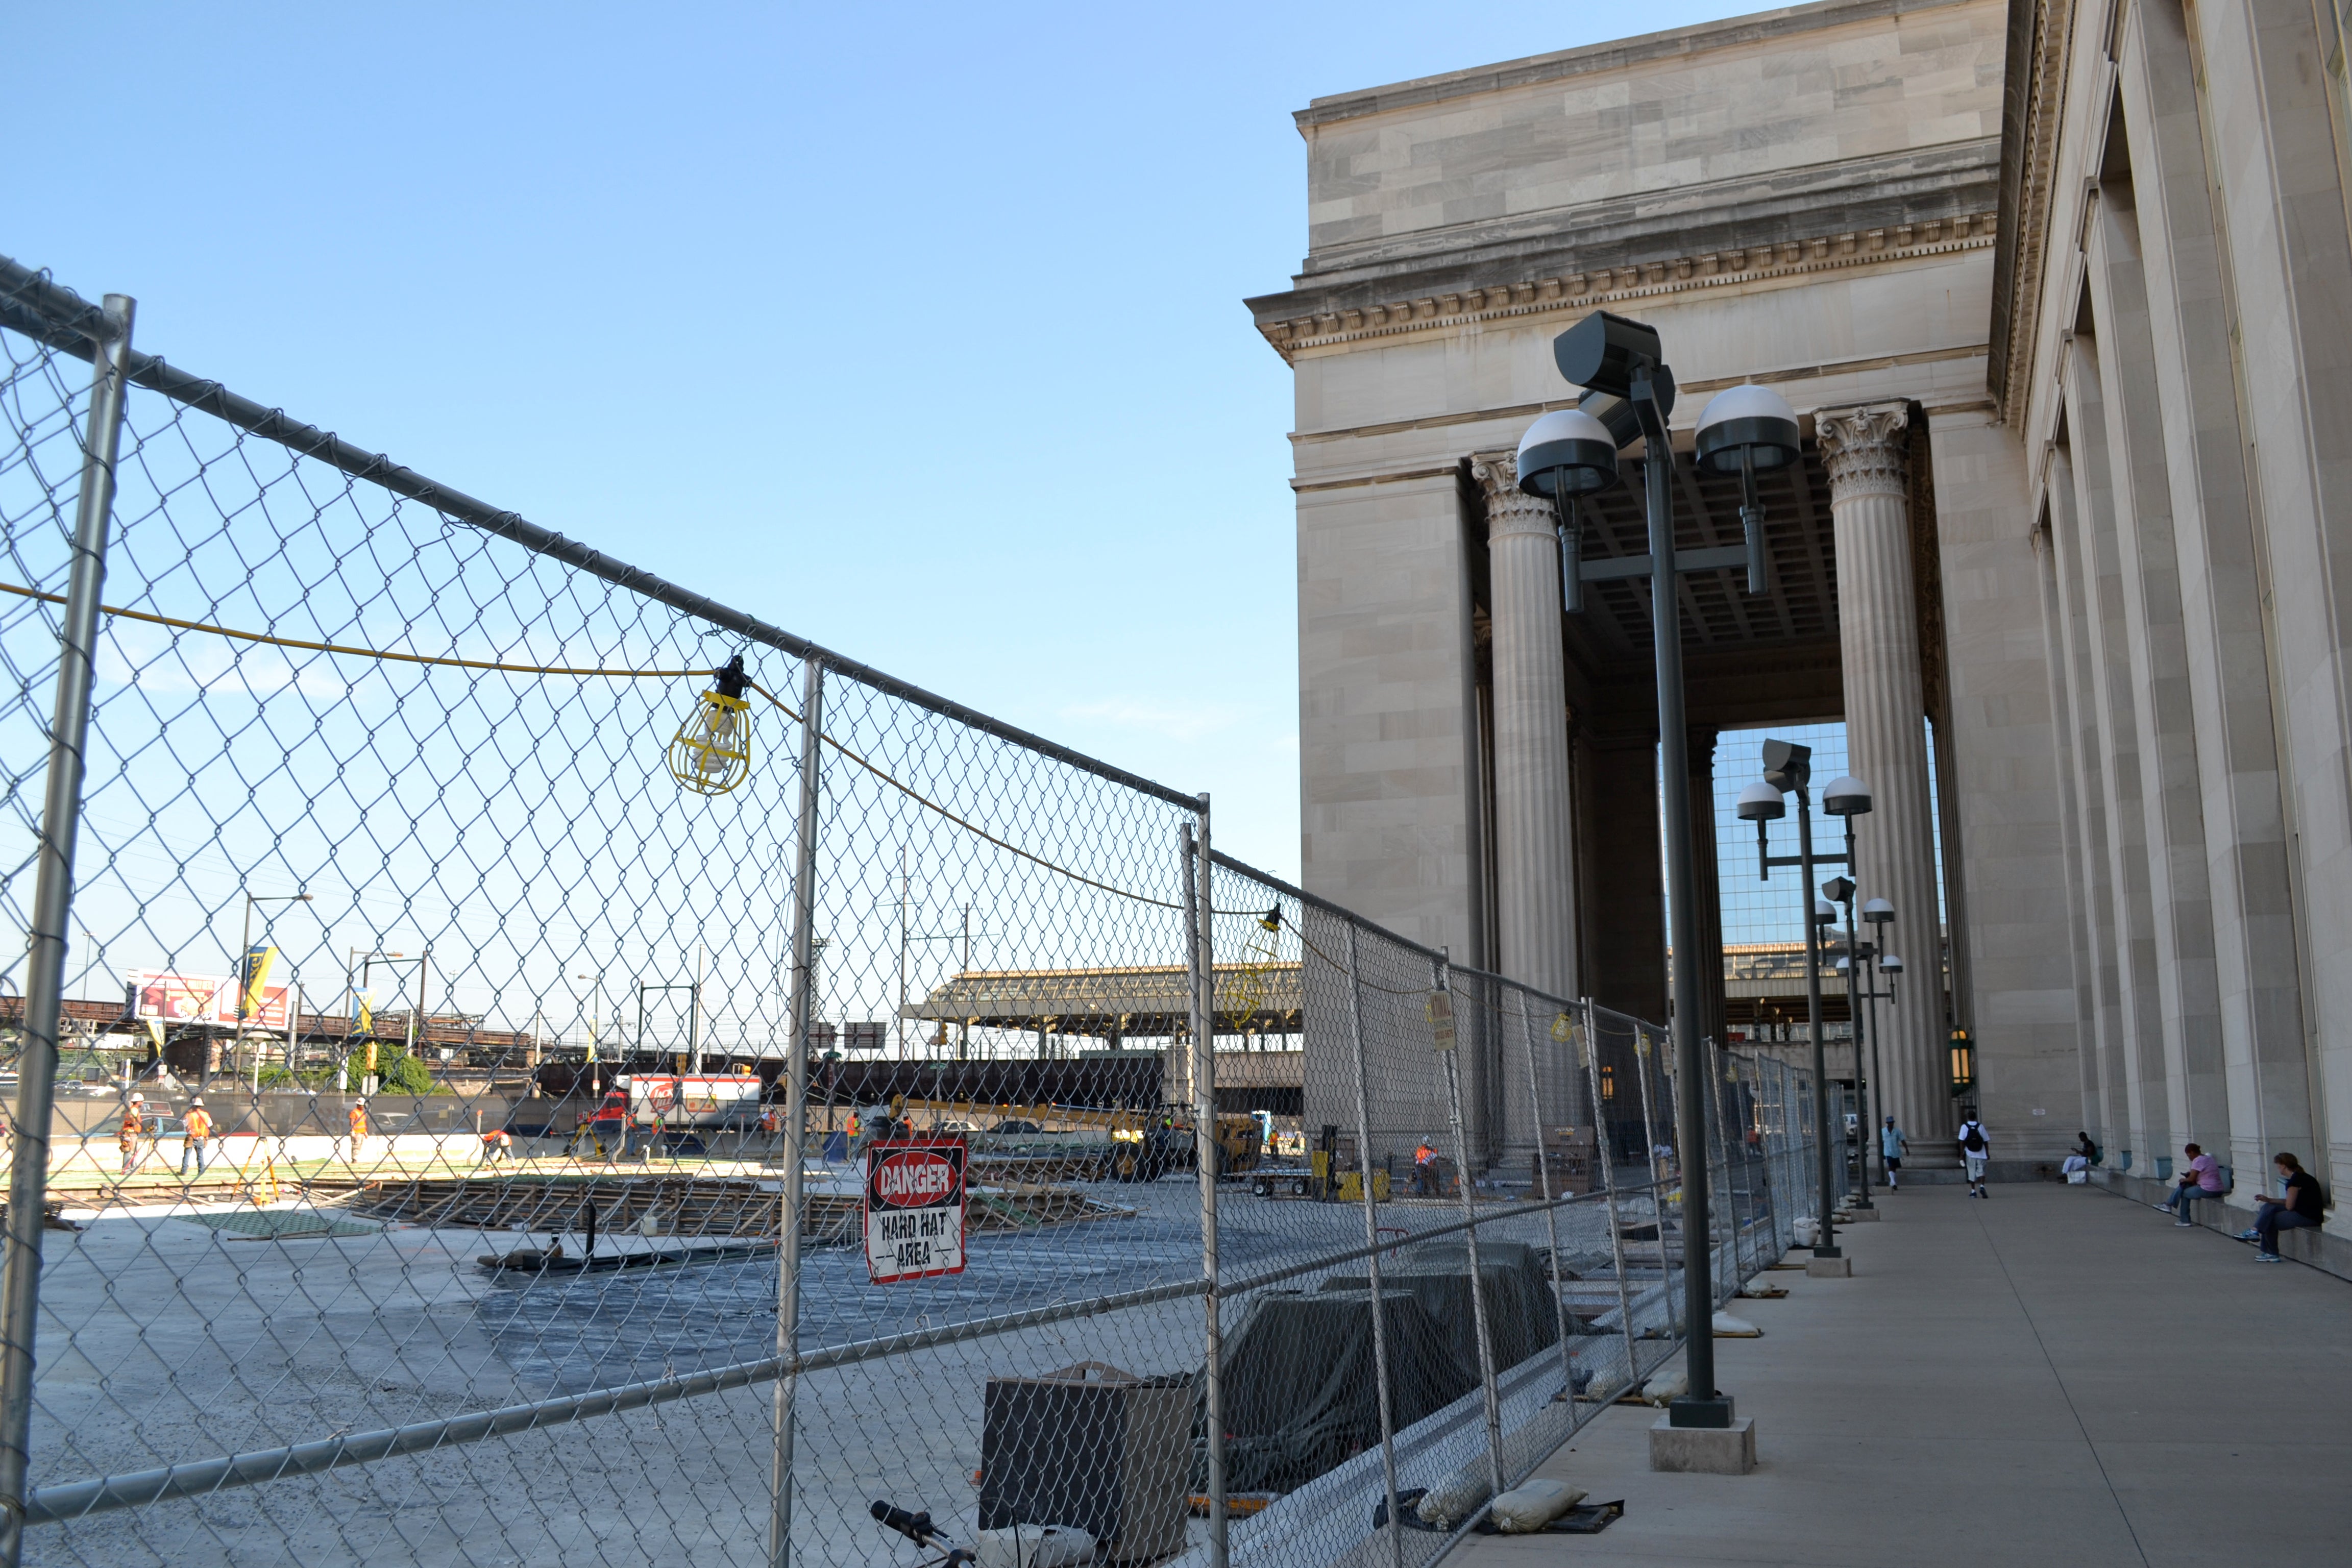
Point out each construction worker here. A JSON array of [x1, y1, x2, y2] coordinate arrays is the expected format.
[[180, 1096, 214, 1179], [118, 1093, 147, 1178], [481, 1125, 514, 1164], [1413, 1137, 1439, 1196], [347, 1097, 370, 1166]]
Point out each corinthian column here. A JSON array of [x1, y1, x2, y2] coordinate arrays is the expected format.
[[1817, 404, 1950, 1156], [1474, 451, 1578, 1168], [1472, 452, 1578, 1000]]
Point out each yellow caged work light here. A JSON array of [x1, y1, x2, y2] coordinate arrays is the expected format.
[[669, 654, 753, 795]]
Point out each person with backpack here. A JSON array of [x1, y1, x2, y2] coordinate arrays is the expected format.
[[1957, 1115, 1991, 1197]]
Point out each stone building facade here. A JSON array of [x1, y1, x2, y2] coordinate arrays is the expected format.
[[1247, 0, 2352, 1261]]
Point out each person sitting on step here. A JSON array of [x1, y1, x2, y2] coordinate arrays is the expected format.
[[2251, 1153, 2325, 1264], [2160, 1143, 2227, 1226]]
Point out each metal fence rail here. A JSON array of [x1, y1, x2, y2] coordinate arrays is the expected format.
[[0, 256, 1818, 1568]]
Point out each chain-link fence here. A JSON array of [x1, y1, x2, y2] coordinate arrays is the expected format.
[[0, 256, 1819, 1568]]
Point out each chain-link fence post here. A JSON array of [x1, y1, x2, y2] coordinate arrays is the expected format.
[[1431, 951, 1504, 1499], [1578, 1002, 1640, 1398], [1181, 810, 1225, 1568], [1340, 922, 1404, 1568], [1703, 1039, 1743, 1293], [1514, 992, 1577, 1396], [769, 658, 823, 1568], [0, 291, 133, 1568], [1628, 1026, 1676, 1331]]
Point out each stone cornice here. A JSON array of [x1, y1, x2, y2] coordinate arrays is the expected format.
[[1295, 0, 1988, 130], [1253, 214, 1997, 364], [1989, 0, 2077, 422]]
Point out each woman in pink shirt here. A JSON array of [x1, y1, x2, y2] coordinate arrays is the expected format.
[[2160, 1142, 2227, 1226]]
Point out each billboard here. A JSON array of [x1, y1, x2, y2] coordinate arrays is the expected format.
[[129, 968, 293, 1029]]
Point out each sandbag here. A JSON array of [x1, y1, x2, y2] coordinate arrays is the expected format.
[[1413, 1468, 1489, 1530], [1640, 1367, 1687, 1405], [1711, 1312, 1761, 1337], [1489, 1479, 1587, 1533]]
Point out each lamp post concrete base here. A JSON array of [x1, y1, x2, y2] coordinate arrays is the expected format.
[[1650, 1415, 1756, 1474], [1806, 1255, 1853, 1278]]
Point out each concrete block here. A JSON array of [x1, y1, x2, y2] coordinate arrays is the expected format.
[[1806, 1255, 1853, 1278], [1649, 1415, 1757, 1475]]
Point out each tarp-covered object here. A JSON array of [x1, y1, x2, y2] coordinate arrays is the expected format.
[[1322, 1240, 1564, 1385], [1209, 1289, 1464, 1493]]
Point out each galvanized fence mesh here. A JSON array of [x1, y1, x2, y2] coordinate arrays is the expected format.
[[0, 257, 1818, 1568]]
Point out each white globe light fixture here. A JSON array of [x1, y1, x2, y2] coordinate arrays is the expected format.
[[1821, 774, 1873, 817], [1516, 407, 1621, 613], [1694, 382, 1801, 592]]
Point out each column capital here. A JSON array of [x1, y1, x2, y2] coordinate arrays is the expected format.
[[1815, 403, 1912, 500], [1472, 451, 1558, 542]]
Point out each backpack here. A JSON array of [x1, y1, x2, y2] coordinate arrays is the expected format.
[[1962, 1123, 1987, 1153]]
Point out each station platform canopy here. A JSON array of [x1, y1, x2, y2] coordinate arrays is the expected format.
[[899, 963, 1303, 1041]]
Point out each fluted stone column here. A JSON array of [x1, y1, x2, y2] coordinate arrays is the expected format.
[[1472, 453, 1579, 1000], [1474, 453, 1578, 1166], [1817, 405, 1951, 1154]]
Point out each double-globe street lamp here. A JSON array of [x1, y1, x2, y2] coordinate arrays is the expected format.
[[1514, 312, 1800, 1432], [1735, 748, 1873, 1258], [1834, 896, 1904, 1193]]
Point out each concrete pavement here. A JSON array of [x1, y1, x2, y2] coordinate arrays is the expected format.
[[1456, 1181, 2352, 1567]]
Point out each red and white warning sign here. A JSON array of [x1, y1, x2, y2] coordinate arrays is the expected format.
[[863, 1137, 967, 1283]]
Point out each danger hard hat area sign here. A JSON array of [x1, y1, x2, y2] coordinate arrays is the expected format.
[[864, 1138, 967, 1283]]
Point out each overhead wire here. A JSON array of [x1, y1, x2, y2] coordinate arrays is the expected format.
[[3, 579, 1195, 914]]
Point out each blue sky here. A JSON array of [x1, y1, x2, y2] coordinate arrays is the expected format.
[[12, 1, 1761, 880]]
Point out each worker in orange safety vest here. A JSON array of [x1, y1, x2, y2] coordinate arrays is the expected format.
[[118, 1093, 148, 1178], [179, 1097, 215, 1179]]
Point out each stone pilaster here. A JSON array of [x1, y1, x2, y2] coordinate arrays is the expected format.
[[1472, 453, 1579, 1002], [1817, 404, 1951, 1152]]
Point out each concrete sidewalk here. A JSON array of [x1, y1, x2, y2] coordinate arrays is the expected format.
[[1456, 1182, 2352, 1567]]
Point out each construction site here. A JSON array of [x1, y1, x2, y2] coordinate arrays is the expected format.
[[0, 252, 1827, 1568]]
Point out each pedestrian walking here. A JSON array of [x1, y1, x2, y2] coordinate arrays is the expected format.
[[118, 1093, 147, 1178], [1879, 1115, 1908, 1189], [1957, 1114, 1991, 1197], [347, 1097, 369, 1166], [179, 1096, 214, 1179]]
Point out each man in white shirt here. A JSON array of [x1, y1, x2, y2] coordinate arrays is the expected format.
[[1957, 1117, 1991, 1198]]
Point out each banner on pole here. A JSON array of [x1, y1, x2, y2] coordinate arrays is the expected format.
[[864, 1137, 967, 1283]]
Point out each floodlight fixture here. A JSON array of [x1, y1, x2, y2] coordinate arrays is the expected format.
[[1760, 739, 1811, 794]]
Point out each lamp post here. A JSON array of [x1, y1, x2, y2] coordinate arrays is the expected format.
[[1820, 776, 1874, 1209], [1735, 742, 1844, 1260], [1515, 313, 1797, 1431], [1837, 900, 1901, 1190], [350, 947, 420, 1095], [233, 891, 310, 1092]]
